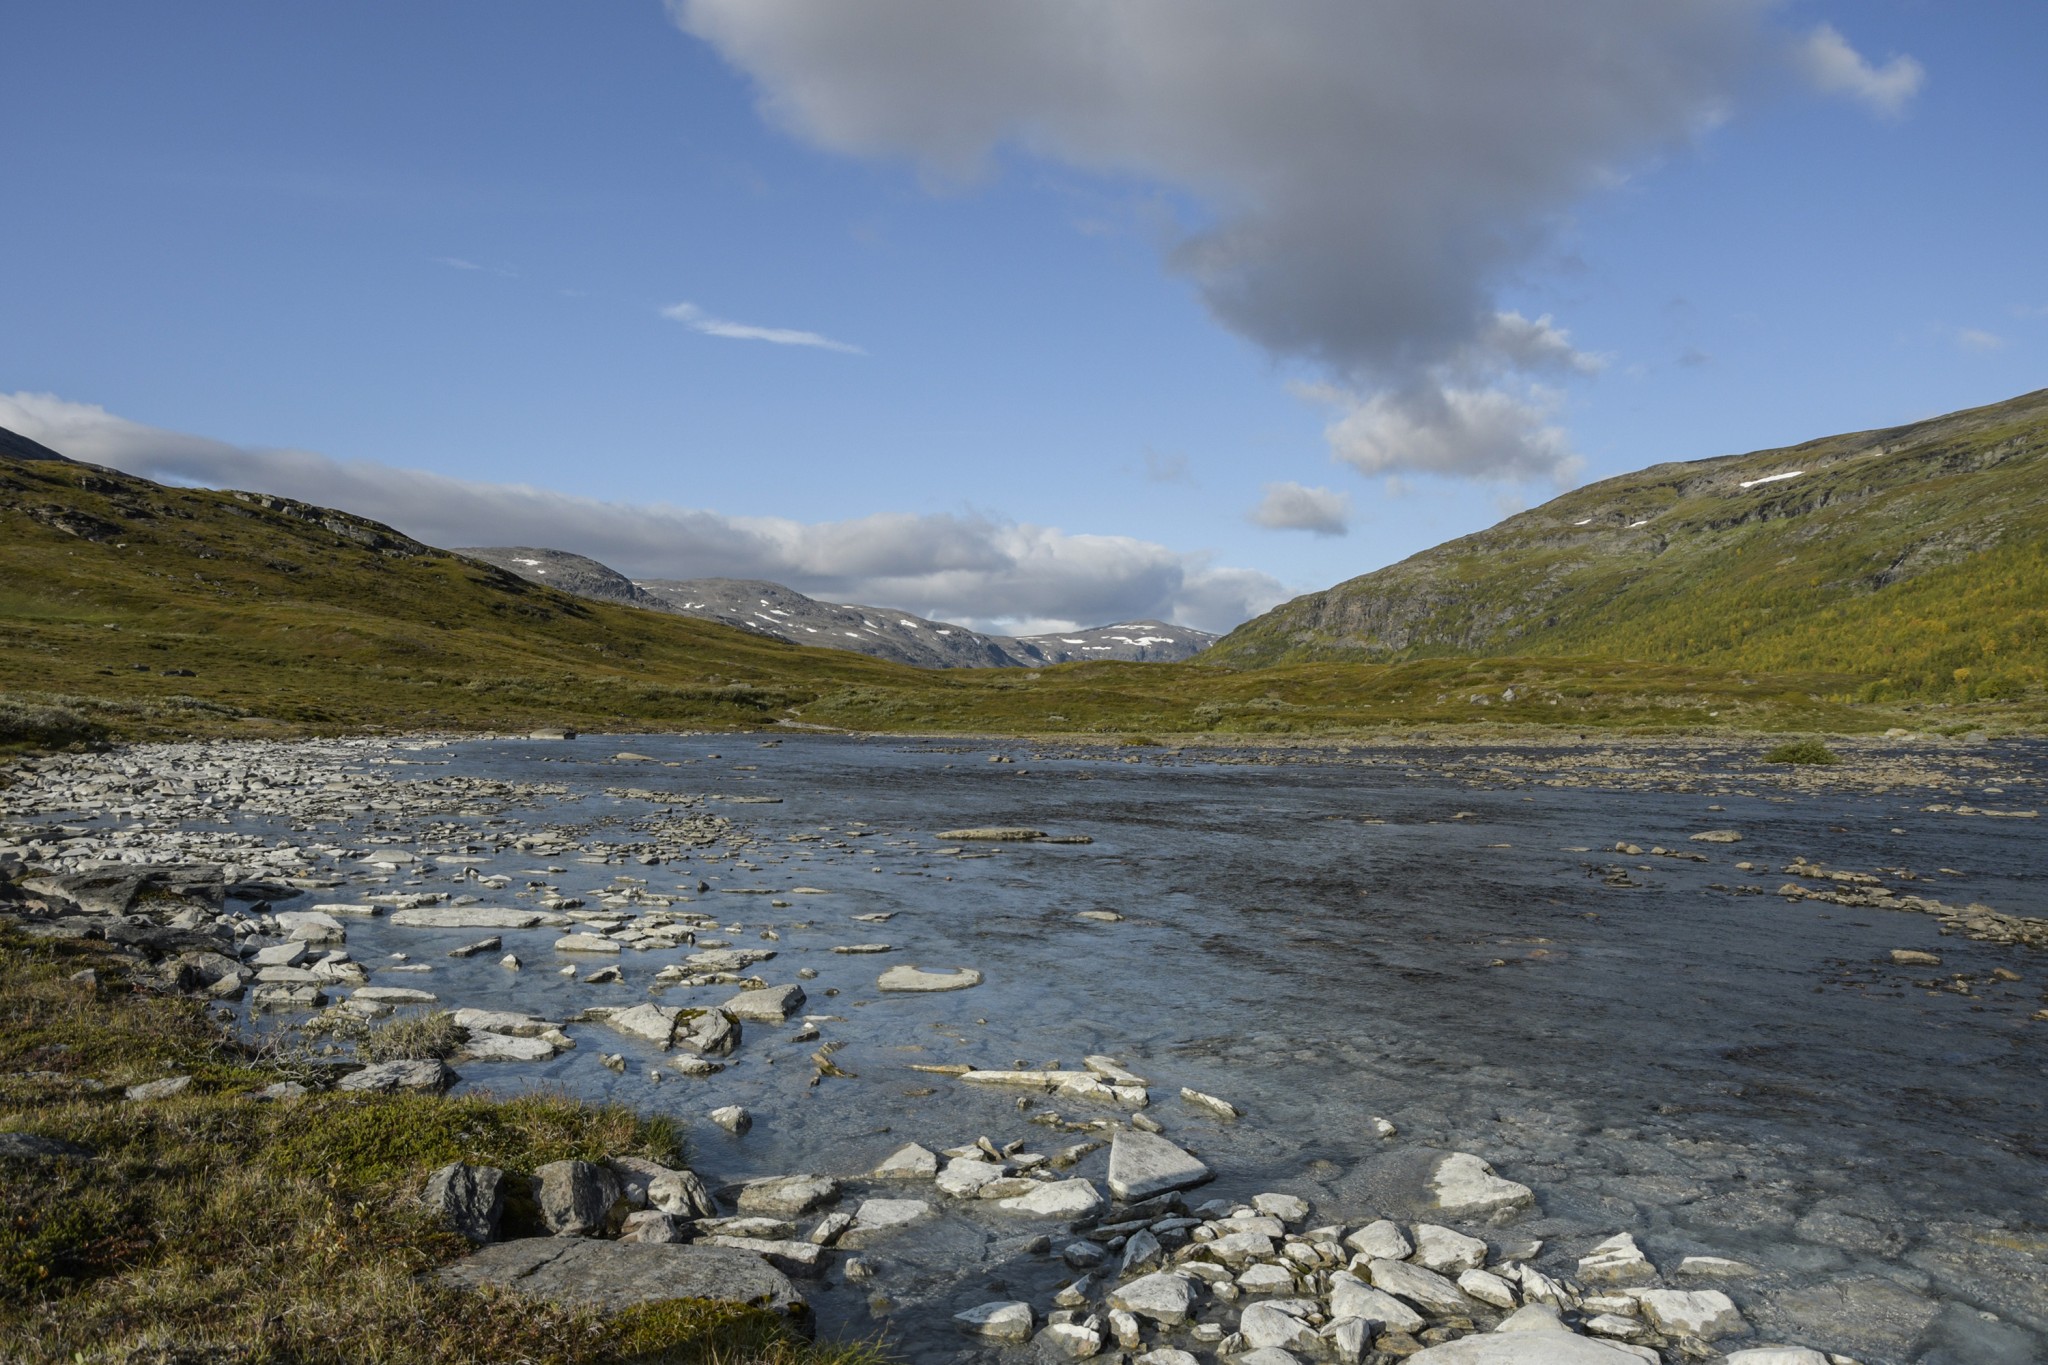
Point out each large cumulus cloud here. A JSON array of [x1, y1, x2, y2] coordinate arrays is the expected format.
[[672, 0, 1916, 482]]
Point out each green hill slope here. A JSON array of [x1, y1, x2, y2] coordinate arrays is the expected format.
[[0, 443, 925, 739], [1211, 387, 2048, 701], [0, 433, 1939, 743]]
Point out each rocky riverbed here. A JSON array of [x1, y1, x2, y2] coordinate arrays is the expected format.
[[2, 731, 2044, 1365]]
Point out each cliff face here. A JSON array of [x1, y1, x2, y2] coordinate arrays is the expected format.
[[1210, 388, 2048, 697]]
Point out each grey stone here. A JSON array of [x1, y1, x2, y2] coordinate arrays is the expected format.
[[1034, 1323, 1102, 1359], [1346, 1219, 1413, 1260], [805, 1212, 853, 1247], [1109, 1271, 1198, 1326], [1365, 1257, 1471, 1316], [436, 1238, 806, 1323], [532, 1159, 623, 1236], [709, 1105, 750, 1134], [1413, 1223, 1489, 1273], [936, 1157, 1005, 1197], [1253, 1192, 1310, 1224], [1429, 1152, 1535, 1220], [872, 1142, 939, 1179], [1329, 1271, 1425, 1332], [1577, 1232, 1654, 1283], [125, 1075, 194, 1101], [956, 1301, 1034, 1342], [679, 1009, 742, 1057], [705, 1235, 824, 1276], [423, 1162, 505, 1244], [392, 906, 547, 929], [619, 1210, 687, 1244], [738, 1175, 840, 1217], [841, 1198, 932, 1246], [876, 964, 982, 992], [719, 983, 806, 1023], [337, 1059, 454, 1093], [1107, 1129, 1212, 1202], [1406, 1335, 1647, 1363], [1239, 1302, 1320, 1353], [994, 1178, 1103, 1219], [0, 1132, 95, 1161], [604, 1003, 683, 1046], [1632, 1288, 1746, 1339]]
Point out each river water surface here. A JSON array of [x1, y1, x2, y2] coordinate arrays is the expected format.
[[27, 732, 2048, 1363]]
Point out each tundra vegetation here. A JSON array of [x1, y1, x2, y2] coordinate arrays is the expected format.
[[5, 408, 2044, 752], [0, 928, 884, 1365]]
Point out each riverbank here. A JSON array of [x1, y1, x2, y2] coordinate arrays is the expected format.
[[0, 923, 884, 1365]]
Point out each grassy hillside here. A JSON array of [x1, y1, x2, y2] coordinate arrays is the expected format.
[[1212, 387, 2048, 704], [0, 437, 1987, 745]]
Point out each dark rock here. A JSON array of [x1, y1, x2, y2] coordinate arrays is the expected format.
[[0, 1132, 96, 1162], [423, 1162, 506, 1244], [532, 1160, 623, 1237]]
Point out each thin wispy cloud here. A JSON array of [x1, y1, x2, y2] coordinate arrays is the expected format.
[[434, 256, 485, 271], [661, 301, 864, 354], [1141, 449, 1196, 486], [1952, 327, 2006, 353]]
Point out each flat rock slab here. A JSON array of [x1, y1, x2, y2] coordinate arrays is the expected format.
[[877, 965, 983, 992], [1108, 1130, 1212, 1202], [391, 906, 551, 929], [436, 1238, 806, 1322], [937, 827, 1047, 841], [337, 1059, 455, 1093], [1430, 1152, 1535, 1220], [719, 984, 806, 1023], [1406, 1335, 1649, 1363]]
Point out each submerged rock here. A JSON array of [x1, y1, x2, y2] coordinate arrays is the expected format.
[[1430, 1152, 1535, 1220], [876, 964, 983, 992]]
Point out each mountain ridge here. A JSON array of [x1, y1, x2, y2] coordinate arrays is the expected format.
[[457, 546, 1215, 668], [1211, 386, 2048, 700]]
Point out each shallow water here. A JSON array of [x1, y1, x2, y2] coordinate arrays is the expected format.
[[24, 732, 2048, 1362]]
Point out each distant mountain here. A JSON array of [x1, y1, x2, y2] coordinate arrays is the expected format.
[[1211, 387, 2048, 700], [1008, 620, 1216, 665], [637, 577, 1215, 669], [453, 554, 1215, 669], [634, 577, 1023, 668], [459, 546, 674, 613]]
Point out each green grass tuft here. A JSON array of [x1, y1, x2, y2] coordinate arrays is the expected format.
[[1763, 739, 1842, 765]]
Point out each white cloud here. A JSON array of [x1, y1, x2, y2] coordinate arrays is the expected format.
[[661, 301, 865, 354], [670, 1, 1796, 478], [1952, 327, 2005, 353], [675, 0, 1762, 381], [434, 256, 484, 271], [1476, 312, 1606, 377], [0, 391, 1281, 633], [1302, 381, 1583, 487], [1249, 481, 1350, 537], [1796, 23, 1924, 119]]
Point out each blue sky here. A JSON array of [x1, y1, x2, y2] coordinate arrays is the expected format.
[[4, 2, 2043, 632]]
